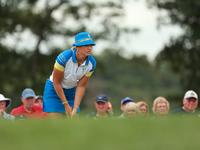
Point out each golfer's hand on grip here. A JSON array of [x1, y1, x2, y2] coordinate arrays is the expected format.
[[71, 109, 77, 118], [64, 103, 72, 118]]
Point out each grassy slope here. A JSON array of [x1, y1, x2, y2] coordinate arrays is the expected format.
[[0, 117, 200, 150]]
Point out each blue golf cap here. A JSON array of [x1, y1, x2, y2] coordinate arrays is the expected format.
[[72, 32, 96, 46], [95, 95, 109, 103], [22, 88, 36, 99], [121, 97, 133, 106]]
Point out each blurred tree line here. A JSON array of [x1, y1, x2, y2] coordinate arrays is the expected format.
[[1, 0, 199, 113], [147, 0, 200, 95]]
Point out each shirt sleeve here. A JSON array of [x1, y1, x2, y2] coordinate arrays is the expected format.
[[85, 56, 96, 77], [54, 50, 73, 72], [85, 71, 93, 77], [54, 53, 66, 72], [54, 61, 65, 72]]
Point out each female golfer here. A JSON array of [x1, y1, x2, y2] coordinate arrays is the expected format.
[[43, 32, 96, 118]]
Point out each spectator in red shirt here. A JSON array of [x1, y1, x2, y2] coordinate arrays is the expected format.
[[10, 88, 48, 119]]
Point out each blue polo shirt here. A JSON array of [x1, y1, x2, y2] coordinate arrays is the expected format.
[[49, 49, 96, 89]]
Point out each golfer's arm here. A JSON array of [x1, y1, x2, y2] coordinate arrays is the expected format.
[[53, 68, 68, 103], [73, 76, 90, 109]]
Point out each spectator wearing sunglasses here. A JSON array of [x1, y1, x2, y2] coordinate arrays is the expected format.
[[118, 97, 134, 118], [86, 95, 114, 119]]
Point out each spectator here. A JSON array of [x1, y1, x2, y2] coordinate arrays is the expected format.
[[0, 94, 15, 120], [171, 90, 200, 116], [35, 95, 43, 106], [152, 97, 170, 117], [10, 88, 48, 119], [86, 95, 114, 119], [123, 102, 140, 118], [137, 101, 149, 117], [118, 97, 133, 118], [107, 101, 114, 115]]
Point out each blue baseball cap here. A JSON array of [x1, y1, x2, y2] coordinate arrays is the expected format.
[[72, 32, 96, 46], [121, 97, 134, 106], [22, 88, 36, 99], [95, 95, 109, 103]]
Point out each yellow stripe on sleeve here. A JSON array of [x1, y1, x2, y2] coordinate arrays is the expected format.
[[54, 61, 65, 72], [85, 71, 93, 77]]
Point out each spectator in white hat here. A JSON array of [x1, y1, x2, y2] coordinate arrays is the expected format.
[[0, 94, 15, 120], [171, 90, 200, 116]]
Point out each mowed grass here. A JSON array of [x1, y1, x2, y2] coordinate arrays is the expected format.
[[0, 116, 200, 150]]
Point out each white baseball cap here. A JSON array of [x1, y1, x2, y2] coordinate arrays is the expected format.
[[0, 94, 11, 109], [184, 90, 198, 100]]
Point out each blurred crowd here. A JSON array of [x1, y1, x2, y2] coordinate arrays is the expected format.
[[86, 90, 199, 119], [0, 89, 199, 121]]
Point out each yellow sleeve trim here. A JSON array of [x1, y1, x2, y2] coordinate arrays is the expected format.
[[54, 61, 65, 72], [85, 71, 93, 77]]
